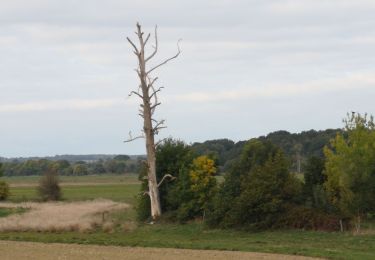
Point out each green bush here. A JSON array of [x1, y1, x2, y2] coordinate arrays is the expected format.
[[276, 205, 350, 231], [0, 181, 9, 201]]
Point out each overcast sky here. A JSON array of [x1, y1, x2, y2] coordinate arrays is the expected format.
[[1, 0, 374, 157]]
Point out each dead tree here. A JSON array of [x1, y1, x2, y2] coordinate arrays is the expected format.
[[126, 23, 180, 220]]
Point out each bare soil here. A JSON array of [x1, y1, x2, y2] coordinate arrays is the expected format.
[[0, 240, 320, 260]]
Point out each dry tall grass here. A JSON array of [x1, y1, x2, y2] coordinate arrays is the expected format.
[[0, 199, 129, 232]]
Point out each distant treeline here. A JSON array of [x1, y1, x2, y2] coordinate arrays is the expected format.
[[191, 129, 342, 173], [1, 129, 341, 176], [1, 155, 142, 176], [0, 154, 143, 163]]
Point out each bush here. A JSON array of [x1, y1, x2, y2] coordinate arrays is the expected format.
[[38, 168, 62, 201], [276, 205, 350, 231], [0, 181, 9, 200]]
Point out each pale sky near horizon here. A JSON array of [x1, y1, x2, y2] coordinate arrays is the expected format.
[[1, 0, 374, 157]]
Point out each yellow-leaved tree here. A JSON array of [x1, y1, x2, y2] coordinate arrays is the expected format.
[[189, 156, 217, 211]]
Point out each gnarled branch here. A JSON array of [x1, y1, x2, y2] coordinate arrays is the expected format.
[[145, 25, 158, 62], [147, 39, 182, 75], [124, 131, 145, 143], [129, 91, 143, 99], [157, 174, 176, 187]]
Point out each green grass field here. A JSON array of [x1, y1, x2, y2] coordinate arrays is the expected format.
[[1, 174, 375, 259], [4, 174, 140, 185], [6, 174, 140, 204], [8, 184, 140, 204]]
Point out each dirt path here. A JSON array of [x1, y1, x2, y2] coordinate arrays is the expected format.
[[0, 240, 320, 260]]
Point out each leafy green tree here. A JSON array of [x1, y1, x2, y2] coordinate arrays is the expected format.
[[72, 164, 89, 175], [137, 139, 218, 222], [89, 162, 106, 174], [206, 140, 301, 230], [167, 155, 217, 222], [324, 113, 375, 229], [303, 156, 328, 209], [153, 139, 193, 211], [137, 138, 194, 221], [114, 155, 130, 161]]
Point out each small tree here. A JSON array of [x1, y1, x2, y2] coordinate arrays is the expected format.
[[0, 163, 9, 200], [166, 155, 217, 222], [38, 168, 61, 201], [324, 113, 375, 231], [206, 140, 301, 230]]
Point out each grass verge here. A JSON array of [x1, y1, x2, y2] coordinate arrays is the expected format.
[[0, 223, 374, 259]]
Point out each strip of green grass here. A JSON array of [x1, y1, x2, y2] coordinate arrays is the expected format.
[[8, 184, 140, 204], [0, 223, 374, 259], [4, 174, 139, 185], [0, 207, 28, 218]]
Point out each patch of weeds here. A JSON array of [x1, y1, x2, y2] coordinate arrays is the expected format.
[[0, 207, 28, 218]]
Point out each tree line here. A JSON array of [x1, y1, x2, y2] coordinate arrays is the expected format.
[[137, 113, 375, 232], [1, 155, 141, 176], [191, 128, 341, 173]]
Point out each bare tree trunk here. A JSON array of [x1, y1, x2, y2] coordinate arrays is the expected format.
[[126, 23, 180, 220]]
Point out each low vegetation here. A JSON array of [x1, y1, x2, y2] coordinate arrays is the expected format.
[[38, 168, 61, 201], [0, 207, 28, 218]]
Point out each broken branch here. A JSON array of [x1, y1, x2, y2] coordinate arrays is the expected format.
[[157, 174, 176, 187], [124, 131, 145, 143]]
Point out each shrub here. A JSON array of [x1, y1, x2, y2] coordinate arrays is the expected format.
[[0, 181, 9, 201], [276, 205, 350, 231], [38, 168, 62, 201]]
